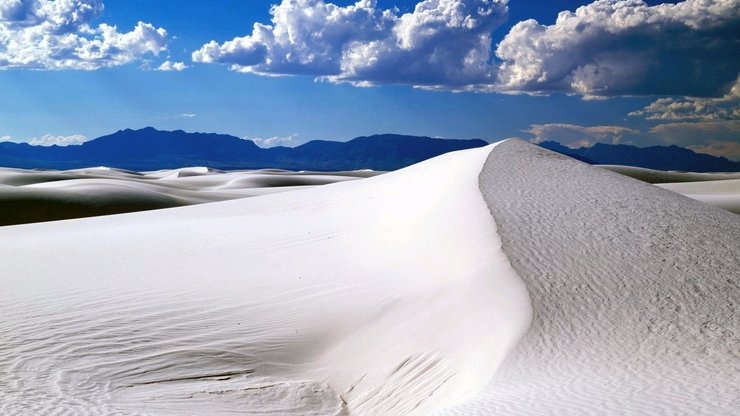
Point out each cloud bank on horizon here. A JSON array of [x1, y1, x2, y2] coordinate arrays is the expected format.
[[0, 133, 87, 146]]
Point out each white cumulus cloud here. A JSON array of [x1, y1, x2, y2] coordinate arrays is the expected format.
[[248, 133, 302, 148], [649, 120, 740, 161], [157, 60, 188, 71], [29, 133, 87, 146], [192, 0, 740, 96], [0, 0, 168, 70], [650, 119, 740, 145], [0, 133, 88, 146], [687, 141, 740, 161], [495, 0, 740, 97], [193, 0, 508, 89]]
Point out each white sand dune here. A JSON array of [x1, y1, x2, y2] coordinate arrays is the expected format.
[[0, 167, 379, 225], [0, 143, 531, 415], [2, 141, 738, 415], [435, 140, 739, 415]]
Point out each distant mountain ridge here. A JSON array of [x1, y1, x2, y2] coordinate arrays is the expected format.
[[1, 128, 738, 172], [538, 141, 740, 172], [0, 127, 488, 171]]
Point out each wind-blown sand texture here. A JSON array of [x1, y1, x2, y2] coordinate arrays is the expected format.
[[2, 141, 738, 415], [598, 164, 740, 183], [436, 139, 739, 415], [657, 179, 740, 215], [596, 165, 740, 215], [0, 167, 379, 226]]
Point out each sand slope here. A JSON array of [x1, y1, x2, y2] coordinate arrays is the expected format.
[[657, 179, 740, 215], [598, 165, 740, 184], [0, 144, 530, 415], [436, 140, 740, 415], [3, 141, 737, 415], [597, 164, 740, 215]]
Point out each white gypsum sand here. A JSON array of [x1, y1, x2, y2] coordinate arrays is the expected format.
[[434, 139, 739, 415], [0, 167, 380, 225], [657, 179, 740, 215], [3, 141, 737, 416], [0, 143, 531, 416], [597, 165, 740, 183], [596, 164, 740, 215]]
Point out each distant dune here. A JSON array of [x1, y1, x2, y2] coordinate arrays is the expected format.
[[0, 167, 379, 226], [656, 179, 740, 215], [1, 141, 737, 415], [598, 164, 740, 183], [3, 158, 737, 227], [596, 165, 740, 214]]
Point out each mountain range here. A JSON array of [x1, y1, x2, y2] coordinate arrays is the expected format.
[[1, 127, 738, 172], [539, 141, 740, 172], [0, 128, 487, 171]]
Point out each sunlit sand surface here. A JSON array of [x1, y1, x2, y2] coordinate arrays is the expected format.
[[2, 141, 737, 415]]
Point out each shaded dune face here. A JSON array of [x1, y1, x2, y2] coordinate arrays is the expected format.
[[0, 188, 185, 226], [0, 168, 381, 226], [436, 140, 740, 415], [0, 145, 531, 416]]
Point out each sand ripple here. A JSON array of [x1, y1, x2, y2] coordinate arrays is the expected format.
[[0, 289, 346, 415], [438, 140, 740, 415]]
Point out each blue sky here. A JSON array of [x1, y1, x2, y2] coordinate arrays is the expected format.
[[0, 0, 738, 159]]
